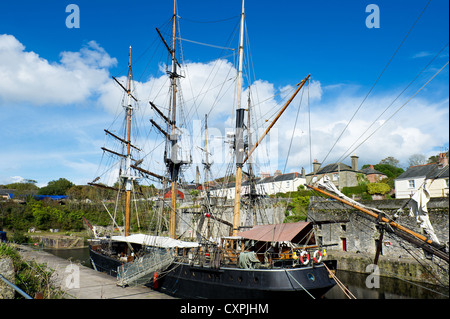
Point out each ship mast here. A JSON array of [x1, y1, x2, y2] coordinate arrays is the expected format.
[[232, 0, 246, 236], [124, 46, 133, 237], [169, 0, 180, 239]]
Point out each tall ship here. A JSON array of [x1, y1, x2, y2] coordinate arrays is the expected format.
[[87, 0, 338, 299], [87, 0, 449, 299]]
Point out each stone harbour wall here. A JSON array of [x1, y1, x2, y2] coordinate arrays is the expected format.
[[30, 235, 85, 249], [308, 197, 449, 285]]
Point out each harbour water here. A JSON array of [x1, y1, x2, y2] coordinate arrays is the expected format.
[[44, 247, 448, 299]]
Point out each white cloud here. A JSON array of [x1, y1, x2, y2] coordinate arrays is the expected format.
[[0, 34, 117, 106], [412, 51, 433, 59], [0, 34, 447, 186]]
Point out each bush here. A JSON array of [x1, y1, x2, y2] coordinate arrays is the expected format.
[[0, 243, 66, 298], [284, 196, 309, 223], [342, 184, 368, 196], [11, 232, 30, 244], [367, 182, 390, 195]]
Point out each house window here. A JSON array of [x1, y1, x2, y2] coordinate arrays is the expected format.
[[333, 173, 339, 181], [286, 181, 290, 188], [408, 180, 415, 188]]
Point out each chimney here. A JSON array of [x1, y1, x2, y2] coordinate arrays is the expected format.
[[313, 159, 321, 174], [274, 170, 282, 177], [301, 167, 306, 177], [438, 152, 448, 167], [261, 172, 270, 178], [351, 154, 359, 171], [195, 166, 200, 184]]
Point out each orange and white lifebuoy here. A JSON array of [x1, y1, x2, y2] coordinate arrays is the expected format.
[[313, 250, 322, 263], [300, 250, 310, 265]]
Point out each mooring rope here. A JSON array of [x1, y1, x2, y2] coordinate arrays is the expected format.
[[323, 263, 357, 299]]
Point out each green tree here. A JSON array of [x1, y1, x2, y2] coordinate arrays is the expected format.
[[356, 173, 369, 186], [428, 155, 439, 163], [372, 164, 404, 179], [379, 156, 400, 167], [284, 196, 309, 222], [408, 154, 426, 167], [38, 178, 74, 195], [2, 181, 39, 199]]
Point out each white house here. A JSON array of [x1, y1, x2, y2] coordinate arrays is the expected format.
[[209, 172, 306, 200], [395, 153, 449, 199]]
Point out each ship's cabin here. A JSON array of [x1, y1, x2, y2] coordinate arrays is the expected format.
[[174, 222, 325, 269]]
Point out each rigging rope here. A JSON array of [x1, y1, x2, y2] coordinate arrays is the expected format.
[[321, 0, 432, 165], [337, 42, 449, 164], [341, 59, 449, 163]]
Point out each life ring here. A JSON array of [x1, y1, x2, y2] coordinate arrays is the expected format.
[[152, 272, 159, 289], [313, 250, 322, 263], [300, 251, 310, 265], [384, 241, 391, 247]]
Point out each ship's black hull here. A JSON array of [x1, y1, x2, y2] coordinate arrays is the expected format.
[[157, 262, 335, 299], [89, 245, 123, 277], [89, 245, 336, 299]]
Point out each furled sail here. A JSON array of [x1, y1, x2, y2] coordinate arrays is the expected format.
[[409, 184, 440, 244]]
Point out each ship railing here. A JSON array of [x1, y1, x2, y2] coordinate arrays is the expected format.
[[174, 245, 221, 268], [172, 246, 326, 269], [116, 248, 174, 287]]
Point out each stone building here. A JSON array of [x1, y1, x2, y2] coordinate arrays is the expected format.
[[359, 165, 387, 183], [308, 197, 449, 259], [305, 155, 361, 190]]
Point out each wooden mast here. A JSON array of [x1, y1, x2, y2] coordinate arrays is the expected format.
[[124, 46, 133, 237], [242, 74, 310, 165], [232, 0, 246, 236], [169, 0, 178, 239]]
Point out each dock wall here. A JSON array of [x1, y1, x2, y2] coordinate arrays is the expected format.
[[30, 235, 85, 249], [309, 197, 449, 286]]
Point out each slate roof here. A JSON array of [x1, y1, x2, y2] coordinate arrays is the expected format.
[[273, 172, 302, 182], [359, 166, 385, 175], [396, 163, 448, 180], [209, 172, 303, 190], [305, 163, 355, 176]]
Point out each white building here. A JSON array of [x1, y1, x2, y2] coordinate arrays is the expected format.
[[395, 153, 449, 199], [209, 172, 306, 200]]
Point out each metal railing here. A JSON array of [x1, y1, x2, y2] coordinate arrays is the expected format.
[[0, 273, 33, 299]]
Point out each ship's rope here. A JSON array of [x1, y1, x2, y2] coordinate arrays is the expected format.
[[320, 0, 432, 166], [323, 263, 357, 299], [284, 270, 315, 299]]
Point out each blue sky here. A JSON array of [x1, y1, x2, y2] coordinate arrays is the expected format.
[[0, 0, 448, 187]]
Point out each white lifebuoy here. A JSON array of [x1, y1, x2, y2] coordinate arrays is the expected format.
[[384, 241, 391, 247], [300, 250, 310, 265], [313, 250, 322, 263]]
